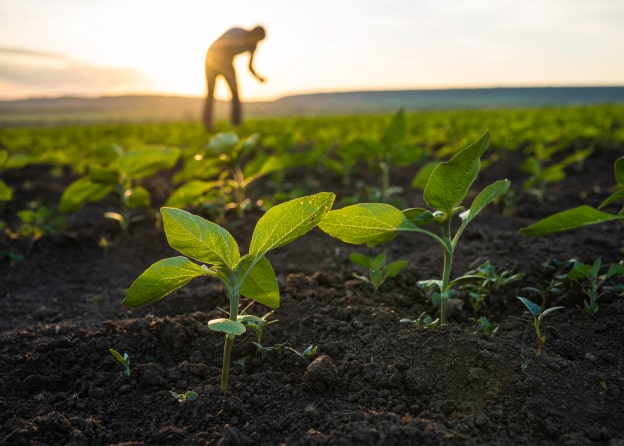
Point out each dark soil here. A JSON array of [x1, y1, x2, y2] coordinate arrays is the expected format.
[[1, 148, 624, 445]]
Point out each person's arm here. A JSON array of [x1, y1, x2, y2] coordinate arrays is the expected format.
[[247, 47, 265, 83]]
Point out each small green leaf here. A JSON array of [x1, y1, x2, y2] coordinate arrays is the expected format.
[[249, 192, 335, 256], [109, 348, 125, 364], [381, 108, 406, 149], [123, 256, 206, 307], [245, 153, 312, 184], [402, 208, 435, 226], [519, 205, 622, 236], [540, 306, 565, 318], [0, 179, 12, 201], [386, 260, 408, 278], [349, 252, 372, 268], [208, 318, 247, 335], [319, 203, 417, 247], [4, 153, 31, 169], [237, 314, 264, 323], [59, 177, 113, 212], [599, 188, 624, 209], [461, 179, 510, 224], [126, 186, 151, 209], [238, 255, 280, 308], [161, 207, 239, 268], [165, 180, 220, 208], [371, 253, 387, 269], [448, 275, 485, 289], [516, 296, 541, 317], [207, 133, 239, 155], [424, 130, 490, 216], [118, 146, 180, 179], [88, 165, 119, 185]]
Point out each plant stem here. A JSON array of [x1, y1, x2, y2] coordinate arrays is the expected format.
[[439, 219, 454, 325], [220, 333, 235, 391], [220, 284, 240, 391], [380, 160, 389, 202]]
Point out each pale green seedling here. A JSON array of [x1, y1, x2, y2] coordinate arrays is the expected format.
[[124, 192, 335, 391], [320, 130, 510, 324], [349, 252, 408, 292], [109, 348, 131, 377], [170, 390, 199, 402], [516, 296, 564, 355]]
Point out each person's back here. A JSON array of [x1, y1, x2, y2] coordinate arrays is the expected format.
[[209, 27, 257, 59], [203, 25, 266, 131]]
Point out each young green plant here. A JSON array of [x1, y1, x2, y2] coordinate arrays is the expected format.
[[349, 252, 408, 292], [516, 297, 564, 356], [109, 348, 131, 377], [567, 259, 624, 315], [520, 156, 624, 240], [123, 192, 335, 391], [167, 132, 311, 219], [60, 145, 180, 230], [320, 130, 510, 324]]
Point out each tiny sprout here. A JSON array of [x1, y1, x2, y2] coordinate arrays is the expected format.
[[287, 345, 318, 358], [109, 348, 131, 377], [516, 296, 564, 355], [401, 312, 443, 331], [349, 252, 408, 292], [169, 390, 198, 403], [470, 316, 499, 336]]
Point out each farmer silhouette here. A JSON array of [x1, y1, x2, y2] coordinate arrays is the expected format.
[[203, 25, 267, 131]]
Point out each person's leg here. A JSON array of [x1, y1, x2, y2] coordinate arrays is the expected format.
[[222, 64, 241, 126], [203, 69, 217, 131]]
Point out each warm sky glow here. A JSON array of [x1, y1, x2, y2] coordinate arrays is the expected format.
[[1, 0, 623, 101]]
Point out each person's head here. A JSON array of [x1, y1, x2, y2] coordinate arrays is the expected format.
[[250, 25, 266, 43]]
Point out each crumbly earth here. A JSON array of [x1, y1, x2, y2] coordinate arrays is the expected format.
[[1, 148, 623, 445]]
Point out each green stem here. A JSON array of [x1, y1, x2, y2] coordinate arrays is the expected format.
[[380, 160, 389, 202], [220, 284, 240, 391], [220, 333, 235, 391], [439, 218, 454, 325]]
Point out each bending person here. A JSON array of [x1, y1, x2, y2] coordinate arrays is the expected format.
[[203, 25, 266, 131]]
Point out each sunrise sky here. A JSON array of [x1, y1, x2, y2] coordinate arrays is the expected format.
[[1, 0, 623, 101]]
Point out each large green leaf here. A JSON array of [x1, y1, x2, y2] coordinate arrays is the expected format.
[[238, 255, 279, 308], [249, 192, 335, 257], [123, 256, 206, 307], [424, 130, 490, 216], [59, 177, 113, 212], [161, 207, 239, 268], [460, 179, 510, 225], [318, 203, 416, 247], [519, 205, 622, 236], [118, 146, 180, 179]]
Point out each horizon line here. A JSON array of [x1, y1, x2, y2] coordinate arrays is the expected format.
[[2, 83, 624, 103]]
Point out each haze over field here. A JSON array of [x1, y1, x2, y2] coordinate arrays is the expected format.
[[1, 0, 623, 101]]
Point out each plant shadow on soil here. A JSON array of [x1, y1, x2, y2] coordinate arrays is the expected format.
[[1, 149, 624, 445]]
